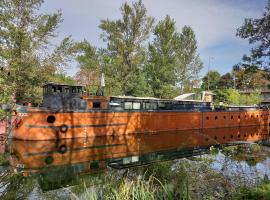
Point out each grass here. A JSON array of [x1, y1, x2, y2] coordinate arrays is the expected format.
[[0, 153, 9, 166], [232, 182, 270, 200]]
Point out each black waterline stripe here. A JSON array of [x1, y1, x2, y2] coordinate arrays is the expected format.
[[25, 123, 128, 129]]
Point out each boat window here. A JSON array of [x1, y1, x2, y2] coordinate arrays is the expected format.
[[72, 87, 76, 93], [158, 102, 166, 109], [124, 102, 133, 109], [57, 86, 63, 93], [93, 101, 101, 109], [133, 102, 141, 110], [65, 87, 70, 93], [144, 103, 151, 109], [152, 103, 157, 110], [52, 86, 57, 93]]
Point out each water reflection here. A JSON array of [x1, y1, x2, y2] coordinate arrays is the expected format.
[[2, 126, 270, 193]]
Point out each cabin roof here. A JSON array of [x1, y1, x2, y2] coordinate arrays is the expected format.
[[112, 96, 160, 100], [43, 82, 84, 87], [111, 96, 208, 103]]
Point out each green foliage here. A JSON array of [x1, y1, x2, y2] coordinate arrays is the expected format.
[[75, 40, 101, 93], [146, 15, 179, 98], [49, 73, 76, 85], [99, 0, 154, 96], [201, 70, 221, 90], [145, 16, 202, 98], [0, 0, 77, 104], [233, 182, 270, 200], [218, 73, 234, 89], [176, 26, 203, 93], [214, 89, 262, 105], [0, 154, 9, 166], [234, 66, 269, 90], [237, 0, 270, 69]]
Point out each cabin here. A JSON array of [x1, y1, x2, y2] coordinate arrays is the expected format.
[[42, 83, 86, 110], [42, 83, 212, 111], [109, 96, 212, 111]]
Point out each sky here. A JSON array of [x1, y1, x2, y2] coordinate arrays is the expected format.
[[41, 0, 268, 77]]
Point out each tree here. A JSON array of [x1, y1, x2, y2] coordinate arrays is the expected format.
[[176, 26, 203, 93], [214, 88, 262, 105], [146, 18, 202, 98], [218, 73, 234, 89], [201, 71, 221, 90], [0, 0, 76, 104], [50, 73, 76, 85], [146, 15, 179, 98], [233, 65, 269, 90], [236, 0, 270, 70], [75, 40, 101, 92], [99, 0, 154, 96]]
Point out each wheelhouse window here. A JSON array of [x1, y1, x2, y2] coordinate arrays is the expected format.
[[65, 87, 70, 93], [57, 86, 63, 93], [52, 86, 57, 93], [72, 87, 77, 93]]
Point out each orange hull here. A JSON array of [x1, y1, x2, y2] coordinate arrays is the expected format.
[[12, 109, 269, 140]]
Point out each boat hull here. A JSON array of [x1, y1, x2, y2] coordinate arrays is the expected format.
[[12, 109, 269, 140]]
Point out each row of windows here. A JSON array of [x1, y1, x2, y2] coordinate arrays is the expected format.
[[123, 102, 209, 110], [44, 86, 82, 94], [206, 114, 263, 120], [124, 102, 158, 110]]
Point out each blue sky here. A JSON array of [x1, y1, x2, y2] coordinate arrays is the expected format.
[[41, 0, 267, 77]]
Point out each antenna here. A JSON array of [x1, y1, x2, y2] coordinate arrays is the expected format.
[[101, 73, 105, 87]]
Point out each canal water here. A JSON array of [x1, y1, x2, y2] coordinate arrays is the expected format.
[[0, 127, 269, 199]]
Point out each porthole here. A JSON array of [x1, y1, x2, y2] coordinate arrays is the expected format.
[[238, 115, 240, 119], [238, 135, 240, 138], [230, 135, 233, 139], [245, 115, 247, 118], [261, 115, 263, 118], [214, 136, 217, 140], [257, 115, 259, 118], [215, 116, 218, 120], [223, 116, 226, 119], [206, 116, 209, 120], [244, 134, 247, 137], [205, 138, 209, 142], [251, 115, 253, 118], [223, 136, 226, 140], [251, 133, 253, 137], [47, 115, 56, 123], [231, 116, 233, 119]]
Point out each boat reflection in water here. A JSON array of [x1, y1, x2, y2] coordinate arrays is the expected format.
[[9, 125, 269, 190]]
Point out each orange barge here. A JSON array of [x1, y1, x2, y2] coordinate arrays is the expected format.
[[11, 83, 269, 140]]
